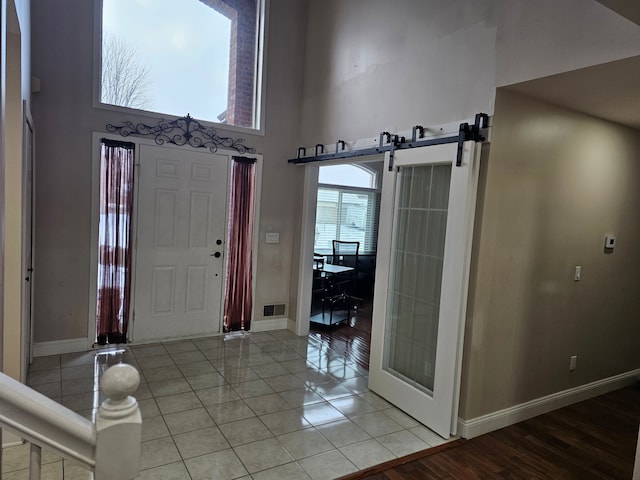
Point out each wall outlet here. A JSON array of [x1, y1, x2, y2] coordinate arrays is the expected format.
[[604, 234, 616, 249], [569, 355, 577, 371], [265, 232, 280, 244]]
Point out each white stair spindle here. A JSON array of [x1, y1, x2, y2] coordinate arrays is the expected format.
[[94, 364, 142, 480], [29, 443, 42, 480]]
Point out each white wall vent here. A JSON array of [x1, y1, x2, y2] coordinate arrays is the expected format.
[[263, 304, 286, 317]]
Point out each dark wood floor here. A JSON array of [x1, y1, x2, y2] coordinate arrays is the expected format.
[[309, 295, 372, 370], [342, 383, 640, 480], [308, 289, 640, 479]]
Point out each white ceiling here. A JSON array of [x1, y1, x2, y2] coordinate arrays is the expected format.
[[504, 55, 640, 130], [504, 2, 640, 131]]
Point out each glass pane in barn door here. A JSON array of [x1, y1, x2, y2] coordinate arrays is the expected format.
[[369, 141, 480, 439], [384, 164, 450, 394]]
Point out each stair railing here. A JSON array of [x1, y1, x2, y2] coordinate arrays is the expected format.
[[0, 363, 141, 480]]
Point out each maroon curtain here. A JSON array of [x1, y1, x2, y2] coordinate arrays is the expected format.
[[96, 140, 135, 344], [224, 157, 256, 332]]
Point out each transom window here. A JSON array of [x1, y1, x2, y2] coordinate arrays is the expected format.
[[99, 0, 263, 129], [315, 164, 380, 255]]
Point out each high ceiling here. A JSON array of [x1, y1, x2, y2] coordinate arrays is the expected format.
[[504, 55, 640, 130], [504, 2, 640, 131]]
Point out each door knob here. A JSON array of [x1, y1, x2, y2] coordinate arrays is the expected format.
[[211, 252, 221, 258]]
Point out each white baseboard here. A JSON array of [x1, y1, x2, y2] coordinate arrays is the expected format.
[[251, 317, 290, 332], [33, 338, 89, 357], [31, 318, 299, 355], [458, 368, 640, 439], [287, 319, 297, 334]]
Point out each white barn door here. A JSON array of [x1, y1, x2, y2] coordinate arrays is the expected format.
[[369, 141, 481, 438], [133, 144, 230, 342]]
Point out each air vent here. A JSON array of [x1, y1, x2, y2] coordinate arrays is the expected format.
[[263, 304, 286, 317]]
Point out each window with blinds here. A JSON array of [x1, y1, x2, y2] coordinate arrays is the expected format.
[[315, 186, 380, 255]]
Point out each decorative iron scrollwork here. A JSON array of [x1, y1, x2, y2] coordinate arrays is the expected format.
[[106, 114, 257, 155]]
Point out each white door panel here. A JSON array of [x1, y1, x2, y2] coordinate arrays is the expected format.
[[133, 145, 229, 342], [369, 141, 480, 438]]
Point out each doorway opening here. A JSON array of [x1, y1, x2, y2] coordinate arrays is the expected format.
[[308, 160, 383, 370]]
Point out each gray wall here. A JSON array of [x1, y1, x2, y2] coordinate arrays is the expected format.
[[460, 90, 640, 419], [299, 0, 498, 145], [30, 0, 308, 342]]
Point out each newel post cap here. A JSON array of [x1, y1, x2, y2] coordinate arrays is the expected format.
[[98, 363, 140, 420]]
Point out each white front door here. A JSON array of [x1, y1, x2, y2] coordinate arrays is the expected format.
[[132, 144, 230, 342], [369, 141, 481, 438]]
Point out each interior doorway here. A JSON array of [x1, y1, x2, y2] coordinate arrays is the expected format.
[[307, 159, 383, 371]]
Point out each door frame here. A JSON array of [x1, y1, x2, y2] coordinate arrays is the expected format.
[[294, 156, 383, 337], [294, 133, 482, 436], [88, 132, 263, 347], [21, 101, 35, 381]]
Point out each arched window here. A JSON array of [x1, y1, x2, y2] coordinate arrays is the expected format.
[[315, 163, 380, 255], [318, 164, 378, 189]]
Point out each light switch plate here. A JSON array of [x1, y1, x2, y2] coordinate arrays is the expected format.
[[604, 234, 616, 249]]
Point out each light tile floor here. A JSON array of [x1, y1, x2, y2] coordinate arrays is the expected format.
[[3, 329, 453, 479]]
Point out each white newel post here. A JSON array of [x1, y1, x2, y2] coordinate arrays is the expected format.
[[95, 364, 142, 480]]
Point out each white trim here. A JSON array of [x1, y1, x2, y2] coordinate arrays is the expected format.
[[294, 157, 384, 337], [250, 317, 289, 332], [294, 165, 319, 337], [458, 369, 640, 439], [3, 430, 23, 448], [250, 155, 264, 331], [21, 100, 35, 383], [91, 0, 268, 136], [450, 141, 483, 436], [33, 338, 88, 357], [287, 318, 297, 333]]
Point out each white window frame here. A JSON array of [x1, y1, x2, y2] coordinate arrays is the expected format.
[[91, 0, 268, 134], [314, 184, 380, 255]]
